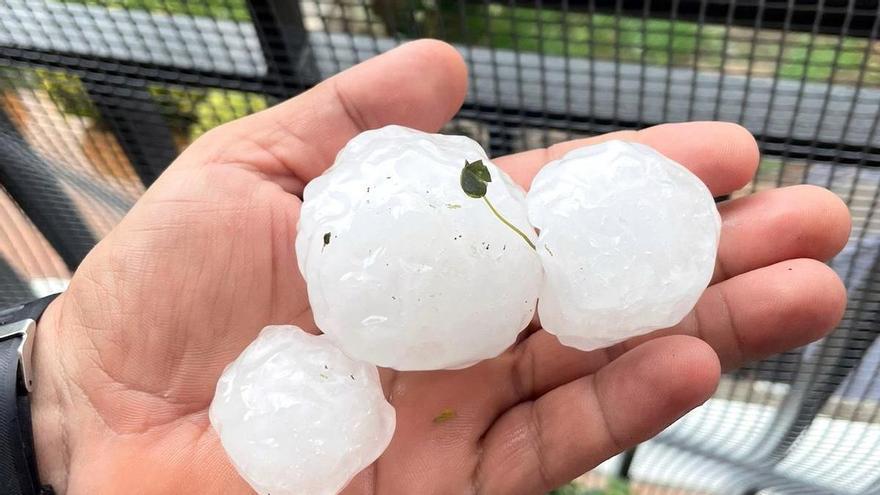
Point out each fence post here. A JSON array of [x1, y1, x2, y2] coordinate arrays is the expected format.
[[617, 447, 637, 480], [487, 125, 516, 157], [0, 105, 96, 270], [248, 0, 319, 98], [83, 81, 180, 187]]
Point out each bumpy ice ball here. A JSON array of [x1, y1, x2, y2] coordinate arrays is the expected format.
[[527, 140, 721, 351], [296, 125, 542, 370], [209, 325, 395, 495]]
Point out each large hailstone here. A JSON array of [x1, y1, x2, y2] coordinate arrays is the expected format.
[[209, 325, 395, 495], [296, 125, 542, 371], [527, 140, 721, 351]]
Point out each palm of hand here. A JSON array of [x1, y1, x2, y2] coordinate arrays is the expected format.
[[41, 163, 602, 495], [31, 41, 849, 495]]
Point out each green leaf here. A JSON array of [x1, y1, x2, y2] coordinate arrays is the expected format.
[[460, 159, 536, 251], [465, 159, 491, 182], [460, 159, 492, 198]]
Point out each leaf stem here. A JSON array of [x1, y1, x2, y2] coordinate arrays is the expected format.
[[482, 197, 536, 250]]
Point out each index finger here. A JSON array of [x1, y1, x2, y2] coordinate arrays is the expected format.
[[495, 121, 760, 196], [178, 40, 468, 194]]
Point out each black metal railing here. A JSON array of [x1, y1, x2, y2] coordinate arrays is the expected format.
[[1, 1, 879, 494]]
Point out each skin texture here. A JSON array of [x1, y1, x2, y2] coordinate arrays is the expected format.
[[28, 40, 850, 494]]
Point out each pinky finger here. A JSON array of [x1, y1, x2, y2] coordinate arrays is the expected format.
[[474, 335, 720, 494]]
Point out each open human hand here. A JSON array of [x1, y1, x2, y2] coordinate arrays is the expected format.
[[29, 40, 850, 494]]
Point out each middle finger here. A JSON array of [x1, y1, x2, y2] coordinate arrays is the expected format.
[[497, 184, 849, 401]]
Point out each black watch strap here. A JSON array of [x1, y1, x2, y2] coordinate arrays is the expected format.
[[0, 294, 59, 495]]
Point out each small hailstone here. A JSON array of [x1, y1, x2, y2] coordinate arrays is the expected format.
[[209, 325, 395, 495], [296, 125, 542, 371], [527, 140, 721, 351]]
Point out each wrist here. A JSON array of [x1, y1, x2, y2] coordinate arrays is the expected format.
[[30, 296, 70, 493]]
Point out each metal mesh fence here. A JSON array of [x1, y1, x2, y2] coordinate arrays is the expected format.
[[1, 1, 879, 494]]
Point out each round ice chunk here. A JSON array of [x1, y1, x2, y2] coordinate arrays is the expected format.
[[527, 140, 721, 351], [209, 325, 395, 495], [296, 125, 542, 370]]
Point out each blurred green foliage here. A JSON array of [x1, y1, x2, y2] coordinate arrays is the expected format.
[[61, 0, 879, 85], [376, 1, 877, 84], [549, 478, 630, 495], [148, 85, 273, 141], [31, 69, 101, 120], [149, 86, 207, 137], [187, 89, 270, 140], [2, 67, 268, 142], [40, 0, 880, 115], [58, 0, 250, 21]]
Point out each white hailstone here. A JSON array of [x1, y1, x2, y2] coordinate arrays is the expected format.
[[527, 140, 721, 351], [296, 125, 542, 371], [209, 325, 395, 495]]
